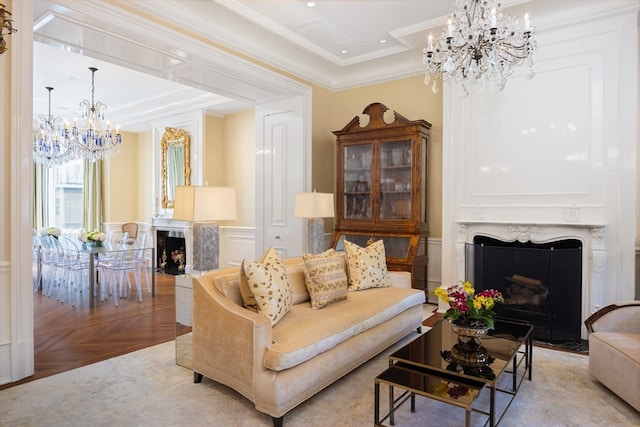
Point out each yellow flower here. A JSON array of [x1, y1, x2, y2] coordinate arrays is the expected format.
[[434, 287, 449, 303], [462, 280, 474, 295], [473, 298, 483, 310], [432, 381, 449, 396]]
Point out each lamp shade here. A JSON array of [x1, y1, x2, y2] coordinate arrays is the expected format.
[[173, 186, 237, 222], [294, 192, 334, 218]]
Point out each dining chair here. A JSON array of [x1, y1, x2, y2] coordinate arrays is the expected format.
[[99, 241, 144, 306], [122, 222, 138, 245]]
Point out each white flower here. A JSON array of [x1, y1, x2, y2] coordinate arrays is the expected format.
[[43, 226, 61, 237]]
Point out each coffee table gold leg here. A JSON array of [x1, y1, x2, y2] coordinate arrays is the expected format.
[[389, 385, 395, 425], [374, 381, 380, 425], [490, 385, 495, 426]]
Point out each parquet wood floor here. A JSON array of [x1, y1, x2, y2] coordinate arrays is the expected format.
[[0, 273, 179, 390]]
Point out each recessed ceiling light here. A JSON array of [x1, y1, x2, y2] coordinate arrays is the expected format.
[[379, 39, 387, 44], [341, 50, 348, 54], [306, 2, 316, 7]]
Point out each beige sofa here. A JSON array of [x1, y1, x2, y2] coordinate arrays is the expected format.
[[584, 301, 640, 412], [191, 257, 425, 427]]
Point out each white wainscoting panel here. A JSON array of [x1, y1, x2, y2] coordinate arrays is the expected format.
[[220, 226, 257, 267]]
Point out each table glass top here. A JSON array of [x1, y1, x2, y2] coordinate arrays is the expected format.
[[389, 318, 532, 385]]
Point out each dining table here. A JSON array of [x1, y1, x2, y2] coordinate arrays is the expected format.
[[82, 243, 156, 308]]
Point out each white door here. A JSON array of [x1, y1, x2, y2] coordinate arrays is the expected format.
[[255, 96, 308, 258]]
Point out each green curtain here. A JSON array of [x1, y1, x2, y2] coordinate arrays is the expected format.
[[33, 163, 48, 231], [83, 159, 104, 231]]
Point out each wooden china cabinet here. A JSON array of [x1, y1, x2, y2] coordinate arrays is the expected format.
[[331, 103, 431, 292]]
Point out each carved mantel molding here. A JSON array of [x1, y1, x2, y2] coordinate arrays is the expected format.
[[454, 220, 608, 335]]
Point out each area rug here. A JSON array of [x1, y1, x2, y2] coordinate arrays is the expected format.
[[1, 334, 638, 426]]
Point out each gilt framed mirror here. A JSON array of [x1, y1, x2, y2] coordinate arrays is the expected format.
[[161, 127, 191, 209]]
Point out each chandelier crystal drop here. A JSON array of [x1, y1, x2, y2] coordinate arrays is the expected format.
[[423, 0, 536, 96], [66, 67, 122, 161], [33, 87, 75, 166]]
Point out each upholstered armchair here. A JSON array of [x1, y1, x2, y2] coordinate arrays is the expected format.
[[584, 301, 640, 412]]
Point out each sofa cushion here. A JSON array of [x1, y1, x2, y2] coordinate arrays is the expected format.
[[302, 249, 348, 309], [264, 286, 425, 371], [282, 257, 311, 305], [213, 274, 244, 307], [243, 247, 293, 325], [239, 247, 272, 312], [344, 239, 391, 291]]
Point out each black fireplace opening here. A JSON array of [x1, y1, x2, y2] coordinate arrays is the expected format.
[[466, 236, 582, 344], [156, 230, 187, 275]]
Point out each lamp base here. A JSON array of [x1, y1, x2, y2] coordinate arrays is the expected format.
[[192, 222, 219, 272], [306, 218, 325, 254]]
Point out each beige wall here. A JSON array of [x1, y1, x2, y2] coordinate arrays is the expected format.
[[103, 130, 152, 223], [223, 110, 256, 227], [310, 84, 338, 232], [203, 115, 225, 186], [103, 77, 443, 237]]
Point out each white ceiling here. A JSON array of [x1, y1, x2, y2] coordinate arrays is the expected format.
[[32, 0, 627, 132]]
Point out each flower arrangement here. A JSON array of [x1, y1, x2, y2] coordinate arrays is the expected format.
[[78, 230, 107, 243], [42, 226, 61, 237], [434, 281, 504, 330]]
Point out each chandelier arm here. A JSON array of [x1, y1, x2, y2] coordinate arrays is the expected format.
[[66, 67, 122, 161], [423, 0, 536, 94]]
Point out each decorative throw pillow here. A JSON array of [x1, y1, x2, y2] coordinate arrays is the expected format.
[[242, 246, 293, 325], [302, 249, 348, 309], [344, 239, 391, 291]]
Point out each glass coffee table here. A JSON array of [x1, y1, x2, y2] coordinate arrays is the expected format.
[[374, 318, 533, 427]]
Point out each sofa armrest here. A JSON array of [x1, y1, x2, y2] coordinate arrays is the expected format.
[[389, 271, 412, 289], [192, 273, 273, 399], [584, 300, 640, 333]]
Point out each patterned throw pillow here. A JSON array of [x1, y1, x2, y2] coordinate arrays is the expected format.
[[302, 249, 348, 309], [242, 246, 293, 325], [344, 239, 391, 291]]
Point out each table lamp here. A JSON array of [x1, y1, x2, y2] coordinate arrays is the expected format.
[[173, 186, 237, 272], [294, 191, 334, 254]]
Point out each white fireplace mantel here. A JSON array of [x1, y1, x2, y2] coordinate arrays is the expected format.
[[151, 217, 193, 273], [455, 220, 607, 339]]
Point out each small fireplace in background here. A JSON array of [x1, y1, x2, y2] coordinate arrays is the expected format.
[[466, 236, 582, 343], [156, 230, 187, 275]]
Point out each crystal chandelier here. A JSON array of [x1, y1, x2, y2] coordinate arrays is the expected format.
[[423, 0, 536, 95], [0, 1, 17, 55], [66, 67, 122, 161], [33, 87, 75, 166]]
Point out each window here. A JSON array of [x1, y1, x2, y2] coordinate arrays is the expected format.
[[46, 158, 84, 230]]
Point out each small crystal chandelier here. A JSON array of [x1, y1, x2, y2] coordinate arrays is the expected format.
[[33, 87, 75, 166], [66, 67, 122, 161], [0, 1, 17, 55], [423, 0, 536, 95]]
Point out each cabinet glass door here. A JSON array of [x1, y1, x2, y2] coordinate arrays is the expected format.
[[379, 140, 412, 220], [343, 144, 373, 220]]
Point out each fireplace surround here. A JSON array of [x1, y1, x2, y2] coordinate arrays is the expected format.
[[467, 235, 582, 342], [151, 217, 193, 274], [455, 221, 605, 339]]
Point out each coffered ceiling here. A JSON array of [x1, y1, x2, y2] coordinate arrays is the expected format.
[[32, 0, 624, 132]]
